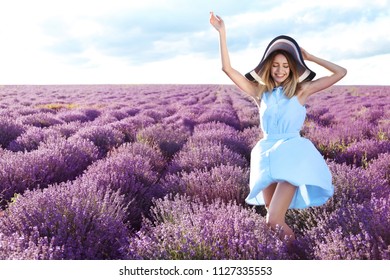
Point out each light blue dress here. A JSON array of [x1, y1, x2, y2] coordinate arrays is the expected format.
[[245, 87, 334, 209]]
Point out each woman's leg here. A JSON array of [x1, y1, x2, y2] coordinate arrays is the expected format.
[[266, 181, 297, 243], [262, 182, 277, 210]]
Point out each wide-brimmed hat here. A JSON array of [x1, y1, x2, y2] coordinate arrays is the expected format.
[[245, 35, 316, 83]]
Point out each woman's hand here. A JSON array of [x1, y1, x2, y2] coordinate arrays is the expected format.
[[301, 47, 310, 60], [300, 47, 312, 61], [210, 12, 225, 32]]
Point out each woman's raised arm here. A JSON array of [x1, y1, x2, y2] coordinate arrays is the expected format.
[[210, 12, 259, 99], [300, 48, 347, 97]]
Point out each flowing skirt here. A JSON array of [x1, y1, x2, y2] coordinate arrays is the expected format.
[[245, 134, 334, 209]]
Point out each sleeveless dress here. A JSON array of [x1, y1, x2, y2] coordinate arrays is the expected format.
[[245, 86, 334, 209]]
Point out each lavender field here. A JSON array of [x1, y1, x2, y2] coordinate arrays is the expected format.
[[0, 84, 389, 260]]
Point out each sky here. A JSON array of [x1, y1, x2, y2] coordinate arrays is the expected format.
[[0, 0, 389, 85]]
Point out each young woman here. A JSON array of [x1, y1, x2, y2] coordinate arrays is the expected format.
[[210, 12, 347, 243]]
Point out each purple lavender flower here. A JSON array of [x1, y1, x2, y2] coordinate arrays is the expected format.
[[306, 107, 334, 126], [82, 108, 101, 121], [0, 182, 129, 260], [136, 124, 191, 158], [127, 195, 290, 260], [327, 161, 385, 208], [167, 142, 248, 174], [366, 153, 390, 187], [51, 121, 88, 138], [0, 136, 99, 203], [297, 197, 389, 260], [0, 117, 26, 148], [79, 148, 164, 229], [198, 104, 241, 129], [56, 110, 90, 123], [18, 112, 63, 127], [161, 164, 249, 205], [7, 127, 62, 152], [110, 142, 167, 173], [239, 126, 263, 151], [190, 121, 250, 157], [334, 139, 390, 167], [70, 125, 125, 156], [109, 115, 156, 142], [0, 227, 65, 260]]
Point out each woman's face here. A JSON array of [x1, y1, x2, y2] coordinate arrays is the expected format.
[[271, 53, 290, 86]]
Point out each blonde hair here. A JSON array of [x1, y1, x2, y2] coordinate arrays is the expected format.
[[255, 50, 300, 99]]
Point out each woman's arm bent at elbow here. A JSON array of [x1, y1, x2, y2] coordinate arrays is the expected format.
[[300, 48, 347, 97]]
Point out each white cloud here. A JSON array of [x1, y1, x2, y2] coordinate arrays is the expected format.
[[338, 53, 390, 85]]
